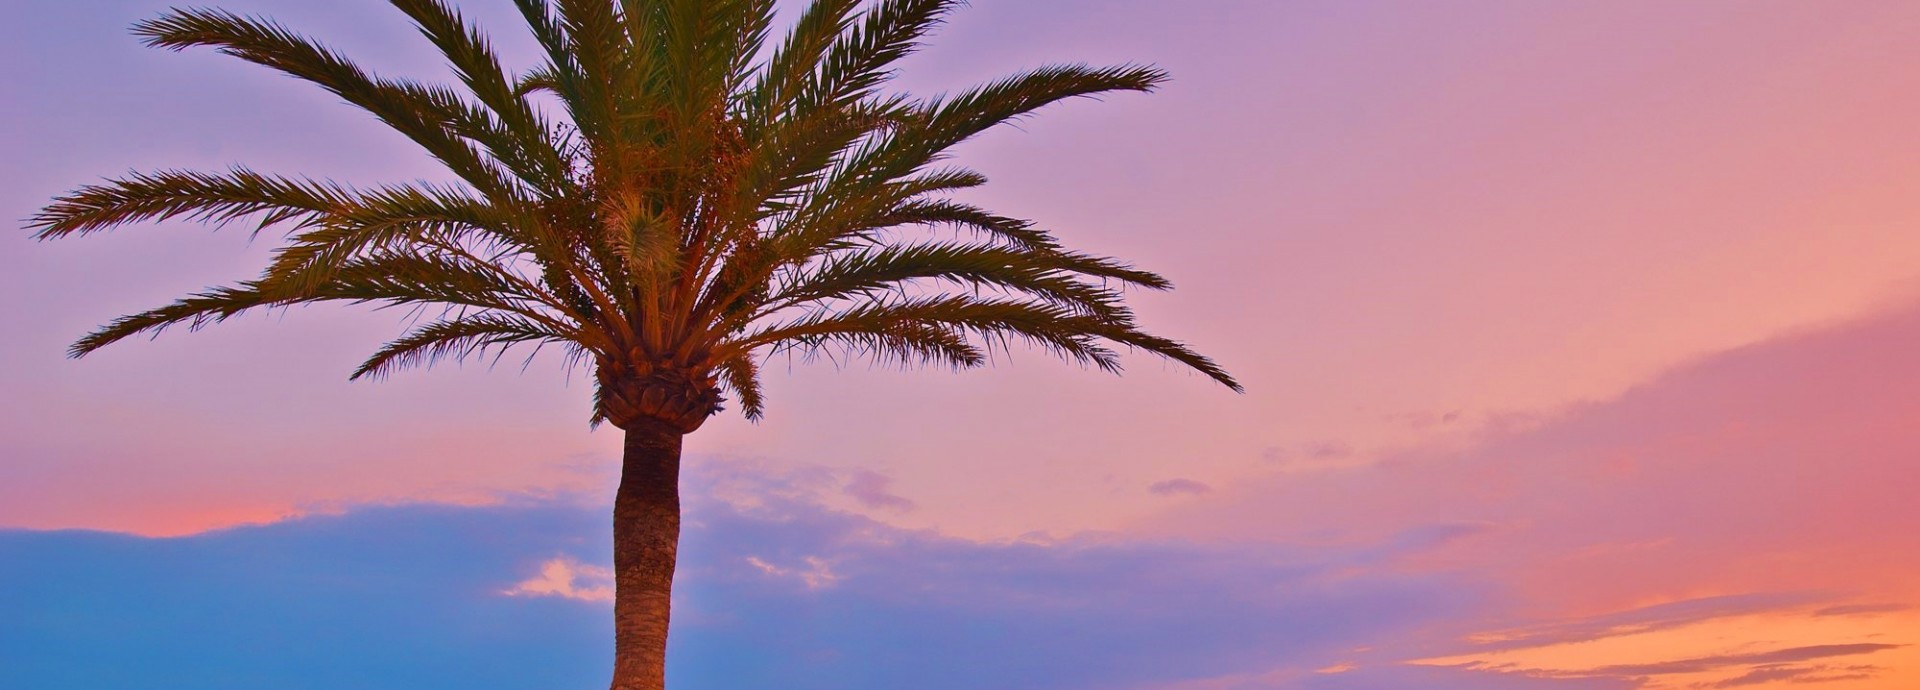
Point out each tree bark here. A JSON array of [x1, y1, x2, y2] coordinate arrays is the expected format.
[[610, 418, 683, 690]]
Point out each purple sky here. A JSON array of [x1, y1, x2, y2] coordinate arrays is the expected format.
[[6, 1, 1920, 688]]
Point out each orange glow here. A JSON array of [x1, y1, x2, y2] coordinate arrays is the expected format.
[[1418, 607, 1920, 689]]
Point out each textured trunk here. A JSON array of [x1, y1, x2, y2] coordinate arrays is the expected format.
[[610, 419, 683, 690]]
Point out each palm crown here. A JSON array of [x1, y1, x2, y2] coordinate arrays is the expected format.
[[31, 0, 1238, 434]]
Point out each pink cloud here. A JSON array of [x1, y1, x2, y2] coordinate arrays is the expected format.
[[501, 556, 613, 603], [1138, 302, 1920, 685], [1149, 478, 1214, 497], [842, 470, 916, 513], [1156, 302, 1920, 595]]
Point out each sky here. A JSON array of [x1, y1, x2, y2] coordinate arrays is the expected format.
[[3, 1, 1919, 688]]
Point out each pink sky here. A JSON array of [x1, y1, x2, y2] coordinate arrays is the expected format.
[[5, 1, 1920, 687]]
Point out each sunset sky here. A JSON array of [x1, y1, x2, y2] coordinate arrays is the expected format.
[[5, 1, 1920, 688]]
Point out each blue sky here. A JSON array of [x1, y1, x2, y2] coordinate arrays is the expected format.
[[2, 460, 1547, 690]]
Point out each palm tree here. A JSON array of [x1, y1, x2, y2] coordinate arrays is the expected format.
[[31, 1, 1238, 688]]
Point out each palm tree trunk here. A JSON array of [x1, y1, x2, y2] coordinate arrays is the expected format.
[[611, 419, 683, 690]]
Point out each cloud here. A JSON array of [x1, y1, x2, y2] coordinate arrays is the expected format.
[[669, 467, 1508, 690], [742, 554, 839, 590], [1698, 664, 1882, 689], [1146, 304, 1920, 687], [0, 462, 1522, 690], [1287, 665, 1636, 690], [17, 305, 1920, 689], [841, 469, 915, 513], [503, 556, 614, 602], [1160, 303, 1920, 591], [1587, 644, 1901, 678], [1814, 603, 1912, 618], [0, 503, 612, 690], [1460, 592, 1831, 652], [1261, 442, 1357, 469], [1149, 478, 1214, 497], [1144, 662, 1636, 690]]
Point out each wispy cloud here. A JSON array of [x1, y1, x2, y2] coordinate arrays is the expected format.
[[1459, 592, 1832, 651], [502, 556, 614, 602], [1814, 603, 1912, 618], [743, 554, 840, 590], [842, 469, 915, 513], [1698, 664, 1881, 689], [1554, 644, 1899, 680], [1149, 478, 1214, 497]]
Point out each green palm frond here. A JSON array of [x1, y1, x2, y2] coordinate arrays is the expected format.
[[35, 0, 1237, 430], [734, 295, 1122, 371], [31, 168, 354, 238], [741, 0, 860, 126], [391, 0, 572, 189], [767, 241, 1137, 320], [352, 311, 576, 380], [713, 352, 766, 421], [807, 0, 955, 113], [822, 64, 1167, 200], [883, 199, 1061, 253], [134, 9, 526, 200]]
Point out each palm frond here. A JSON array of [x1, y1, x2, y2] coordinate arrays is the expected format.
[[70, 246, 597, 360], [46, 0, 1235, 432], [134, 9, 524, 200], [351, 311, 574, 380], [714, 352, 766, 421], [742, 0, 861, 127], [30, 168, 350, 239], [883, 199, 1061, 252], [766, 241, 1137, 321], [1086, 324, 1243, 393], [68, 283, 277, 358], [390, 0, 572, 189], [829, 63, 1167, 194], [805, 0, 956, 112], [732, 295, 1120, 372]]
